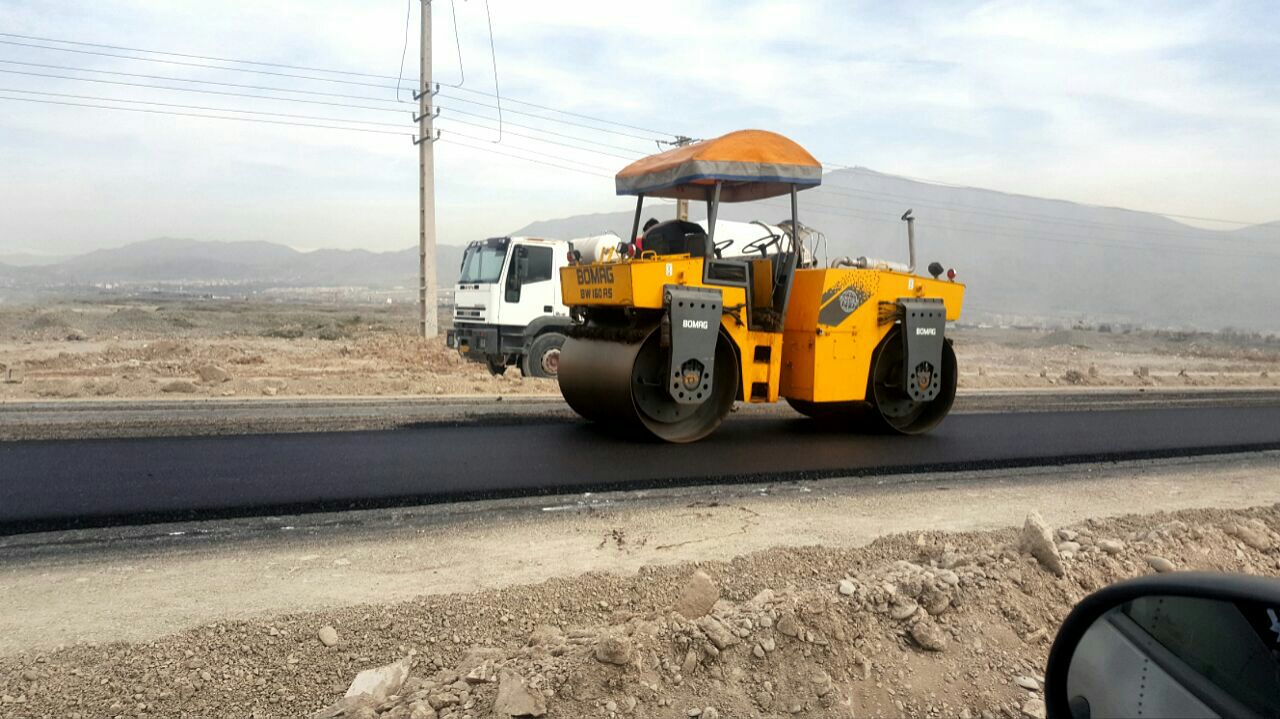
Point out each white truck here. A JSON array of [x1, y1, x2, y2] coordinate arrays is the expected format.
[[445, 221, 819, 378], [446, 235, 576, 378]]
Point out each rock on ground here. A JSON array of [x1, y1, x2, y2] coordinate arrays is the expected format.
[[344, 657, 411, 702], [1020, 511, 1065, 576], [674, 570, 719, 619], [1099, 539, 1125, 555], [493, 672, 546, 717], [196, 364, 232, 383], [317, 625, 339, 647], [593, 634, 633, 665], [910, 620, 948, 651]]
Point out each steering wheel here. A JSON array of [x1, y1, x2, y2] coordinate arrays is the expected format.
[[712, 238, 733, 258], [740, 233, 782, 257]]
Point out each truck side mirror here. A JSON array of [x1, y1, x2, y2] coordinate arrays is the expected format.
[[506, 246, 529, 302], [1045, 572, 1280, 719]]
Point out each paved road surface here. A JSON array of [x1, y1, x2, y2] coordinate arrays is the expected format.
[[3, 403, 1279, 533], [4, 388, 1279, 441]]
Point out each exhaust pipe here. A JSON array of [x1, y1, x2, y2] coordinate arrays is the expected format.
[[827, 209, 918, 274], [901, 209, 916, 274]]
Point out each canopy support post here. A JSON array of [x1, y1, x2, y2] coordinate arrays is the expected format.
[[705, 182, 721, 251], [630, 194, 644, 249], [776, 183, 802, 324]]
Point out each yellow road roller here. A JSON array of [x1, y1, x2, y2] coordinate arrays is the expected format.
[[558, 129, 965, 442]]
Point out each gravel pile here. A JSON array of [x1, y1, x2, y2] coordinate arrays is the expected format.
[[2, 505, 1277, 718]]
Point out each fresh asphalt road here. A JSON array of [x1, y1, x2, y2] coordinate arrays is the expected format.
[[3, 404, 1280, 533]]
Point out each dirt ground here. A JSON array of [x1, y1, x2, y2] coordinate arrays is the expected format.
[[1, 454, 1278, 718], [0, 300, 1275, 401]]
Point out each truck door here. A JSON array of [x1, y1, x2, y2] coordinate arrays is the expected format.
[[498, 243, 556, 327]]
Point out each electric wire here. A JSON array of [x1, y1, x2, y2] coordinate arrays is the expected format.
[[0, 58, 415, 104], [757, 195, 1278, 260], [0, 93, 415, 136], [440, 128, 614, 171], [812, 181, 1266, 245], [821, 163, 1262, 228], [437, 115, 636, 160], [395, 0, 413, 102], [439, 137, 612, 178], [482, 0, 502, 142], [0, 65, 648, 159], [0, 31, 677, 138], [0, 66, 412, 114], [0, 87, 416, 128]]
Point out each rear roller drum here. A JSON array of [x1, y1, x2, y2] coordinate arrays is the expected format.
[[786, 330, 957, 435], [867, 331, 957, 434], [558, 329, 739, 443]]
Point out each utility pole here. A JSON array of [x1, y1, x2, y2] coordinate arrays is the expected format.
[[415, 0, 439, 338], [660, 135, 696, 221]]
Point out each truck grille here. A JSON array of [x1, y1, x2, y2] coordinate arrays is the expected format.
[[454, 305, 486, 321]]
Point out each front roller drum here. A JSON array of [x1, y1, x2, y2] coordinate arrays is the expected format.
[[558, 329, 739, 443], [787, 330, 957, 435]]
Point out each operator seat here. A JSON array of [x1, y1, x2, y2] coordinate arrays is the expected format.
[[642, 220, 708, 257]]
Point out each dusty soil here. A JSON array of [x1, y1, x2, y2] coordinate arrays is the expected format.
[[0, 300, 1275, 401], [0, 301, 556, 400], [1, 455, 1278, 718]]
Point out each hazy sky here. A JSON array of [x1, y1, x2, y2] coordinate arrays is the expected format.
[[1, 0, 1277, 254]]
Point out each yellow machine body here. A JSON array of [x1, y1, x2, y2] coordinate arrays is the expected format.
[[559, 257, 965, 406]]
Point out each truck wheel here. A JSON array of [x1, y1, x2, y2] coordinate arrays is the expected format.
[[523, 332, 566, 379], [485, 355, 507, 376]]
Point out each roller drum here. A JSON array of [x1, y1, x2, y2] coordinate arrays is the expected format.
[[558, 329, 739, 443], [557, 335, 647, 430]]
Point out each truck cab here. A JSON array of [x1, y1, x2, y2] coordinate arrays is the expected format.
[[446, 236, 573, 378]]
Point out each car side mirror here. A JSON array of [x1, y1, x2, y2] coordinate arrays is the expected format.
[[1045, 572, 1280, 719]]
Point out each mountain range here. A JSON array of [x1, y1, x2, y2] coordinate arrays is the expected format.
[[2, 167, 1276, 331]]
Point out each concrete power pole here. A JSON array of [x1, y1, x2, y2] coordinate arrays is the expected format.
[[668, 135, 695, 222], [415, 0, 439, 338]]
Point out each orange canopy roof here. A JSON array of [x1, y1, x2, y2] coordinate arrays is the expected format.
[[615, 129, 822, 202]]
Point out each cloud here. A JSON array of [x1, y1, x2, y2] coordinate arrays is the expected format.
[[0, 0, 1276, 255]]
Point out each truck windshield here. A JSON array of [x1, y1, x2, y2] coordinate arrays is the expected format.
[[459, 240, 509, 284]]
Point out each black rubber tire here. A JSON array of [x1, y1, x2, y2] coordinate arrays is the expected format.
[[523, 332, 566, 379], [485, 355, 507, 376]]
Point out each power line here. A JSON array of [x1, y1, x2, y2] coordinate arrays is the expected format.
[[0, 58, 414, 104], [0, 38, 409, 92], [0, 66, 410, 114], [758, 194, 1278, 260], [0, 30, 679, 138], [395, 0, 413, 102], [814, 173, 1274, 241], [822, 163, 1264, 228], [0, 57, 667, 143], [438, 115, 636, 161], [438, 105, 646, 154], [0, 66, 647, 160], [0, 87, 416, 129], [446, 0, 465, 88], [436, 90, 657, 141], [0, 91, 618, 180], [0, 30, 410, 81], [483, 0, 502, 142], [440, 136, 612, 178], [813, 180, 1265, 245], [441, 128, 614, 171], [0, 93, 414, 136]]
